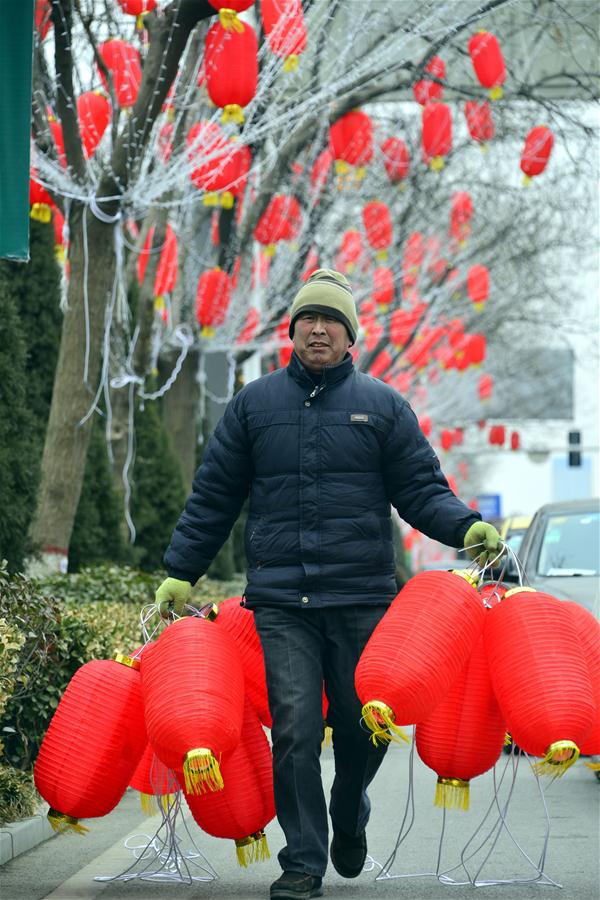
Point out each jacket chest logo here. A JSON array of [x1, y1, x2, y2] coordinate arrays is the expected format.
[[350, 413, 369, 423]]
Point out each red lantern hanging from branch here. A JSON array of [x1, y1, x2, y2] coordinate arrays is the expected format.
[[510, 430, 520, 451], [401, 231, 424, 287], [29, 171, 54, 222], [98, 40, 142, 109], [416, 634, 505, 811], [449, 191, 473, 245], [478, 373, 493, 402], [335, 230, 364, 274], [355, 571, 486, 744], [468, 31, 506, 100], [362, 201, 393, 260], [421, 102, 452, 171], [182, 698, 275, 866], [236, 307, 260, 344], [141, 617, 245, 795], [488, 424, 505, 446], [77, 92, 111, 158], [261, 0, 307, 71], [310, 149, 333, 197], [204, 19, 258, 124], [137, 224, 178, 302], [565, 602, 600, 758], [35, 0, 53, 39], [117, 0, 157, 29], [370, 349, 393, 380], [187, 122, 251, 206], [48, 115, 66, 168], [467, 264, 489, 311], [380, 137, 410, 185], [520, 126, 554, 184], [253, 194, 302, 255], [464, 100, 495, 144], [195, 267, 232, 336], [485, 589, 596, 775], [34, 655, 147, 833], [329, 110, 373, 176], [390, 306, 424, 349], [413, 56, 446, 105], [372, 267, 394, 311]]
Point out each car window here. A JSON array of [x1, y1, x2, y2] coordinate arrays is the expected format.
[[505, 530, 526, 555], [536, 512, 600, 576]]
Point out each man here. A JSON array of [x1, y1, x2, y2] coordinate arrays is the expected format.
[[156, 269, 501, 900]]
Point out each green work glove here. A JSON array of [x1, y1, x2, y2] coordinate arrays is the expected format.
[[463, 521, 503, 568], [155, 577, 193, 618]]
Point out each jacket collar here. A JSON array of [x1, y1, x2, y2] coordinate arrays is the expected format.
[[287, 350, 354, 389]]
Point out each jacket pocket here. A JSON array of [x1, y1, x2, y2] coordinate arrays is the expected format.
[[245, 516, 265, 567]]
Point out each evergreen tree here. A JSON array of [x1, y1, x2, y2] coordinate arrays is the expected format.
[[68, 418, 128, 572], [0, 219, 62, 440], [0, 282, 38, 571], [129, 399, 186, 572]]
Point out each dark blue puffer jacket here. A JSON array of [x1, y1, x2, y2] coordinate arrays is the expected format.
[[165, 351, 480, 608]]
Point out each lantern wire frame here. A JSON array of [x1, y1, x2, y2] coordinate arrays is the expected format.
[[366, 729, 562, 889]]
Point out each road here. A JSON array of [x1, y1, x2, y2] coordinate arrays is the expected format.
[[1, 741, 598, 900]]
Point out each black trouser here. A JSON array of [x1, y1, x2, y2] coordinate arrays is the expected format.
[[253, 605, 388, 877]]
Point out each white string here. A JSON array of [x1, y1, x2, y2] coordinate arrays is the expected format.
[[82, 204, 91, 383]]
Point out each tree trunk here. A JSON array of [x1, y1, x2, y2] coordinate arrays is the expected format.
[[159, 345, 200, 489], [27, 205, 116, 573]]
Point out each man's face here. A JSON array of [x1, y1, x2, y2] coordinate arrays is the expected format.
[[292, 311, 352, 372]]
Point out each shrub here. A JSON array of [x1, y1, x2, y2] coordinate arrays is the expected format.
[[0, 765, 38, 827]]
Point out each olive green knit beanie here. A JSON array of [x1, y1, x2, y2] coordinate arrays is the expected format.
[[289, 268, 359, 345]]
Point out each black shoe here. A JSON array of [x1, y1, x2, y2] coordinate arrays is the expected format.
[[330, 825, 367, 878], [270, 871, 323, 899]]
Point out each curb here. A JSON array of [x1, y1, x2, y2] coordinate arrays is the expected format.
[[0, 806, 56, 866]]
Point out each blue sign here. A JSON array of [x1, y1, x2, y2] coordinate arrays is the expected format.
[[477, 493, 502, 520]]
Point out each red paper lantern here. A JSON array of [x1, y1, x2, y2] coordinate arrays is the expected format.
[[117, 0, 157, 13], [261, 0, 307, 71], [141, 617, 245, 794], [478, 373, 493, 402], [564, 602, 600, 756], [510, 430, 520, 451], [419, 415, 432, 438], [413, 56, 445, 105], [468, 31, 506, 100], [187, 122, 251, 204], [370, 349, 393, 380], [402, 231, 424, 286], [35, 0, 53, 39], [355, 571, 486, 743], [440, 429, 454, 452], [488, 424, 505, 446], [98, 40, 142, 109], [416, 635, 505, 810], [182, 698, 275, 866], [362, 201, 393, 259], [129, 743, 176, 815], [390, 306, 424, 349], [34, 656, 147, 833], [372, 267, 394, 310], [335, 230, 363, 274], [467, 333, 486, 367], [204, 21, 258, 124], [29, 172, 54, 222], [520, 126, 554, 182], [195, 267, 232, 335], [77, 92, 111, 158], [253, 194, 302, 253], [329, 110, 373, 172], [381, 137, 410, 184], [450, 191, 473, 244], [216, 597, 271, 727], [467, 264, 489, 310], [137, 224, 178, 299], [48, 116, 66, 169], [236, 307, 261, 344], [421, 102, 452, 171], [310, 149, 333, 196], [464, 100, 495, 143], [208, 0, 254, 11], [485, 589, 596, 775]]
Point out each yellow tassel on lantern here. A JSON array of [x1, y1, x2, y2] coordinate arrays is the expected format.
[[375, 249, 388, 262], [154, 296, 165, 314], [219, 8, 244, 32], [334, 160, 351, 175], [322, 725, 333, 748], [201, 325, 216, 339], [183, 748, 224, 795], [220, 191, 234, 210], [504, 732, 512, 746], [235, 830, 270, 867], [532, 740, 580, 778], [361, 701, 410, 746], [354, 166, 366, 181], [30, 203, 52, 223], [283, 55, 299, 72], [434, 777, 470, 811], [473, 302, 485, 312], [203, 192, 220, 207], [378, 304, 389, 314], [222, 104, 245, 124], [54, 245, 65, 264], [430, 156, 445, 172], [135, 13, 144, 30], [47, 808, 90, 835], [263, 244, 277, 258], [138, 792, 177, 815], [585, 761, 600, 771], [489, 85, 503, 101], [479, 142, 489, 153]]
